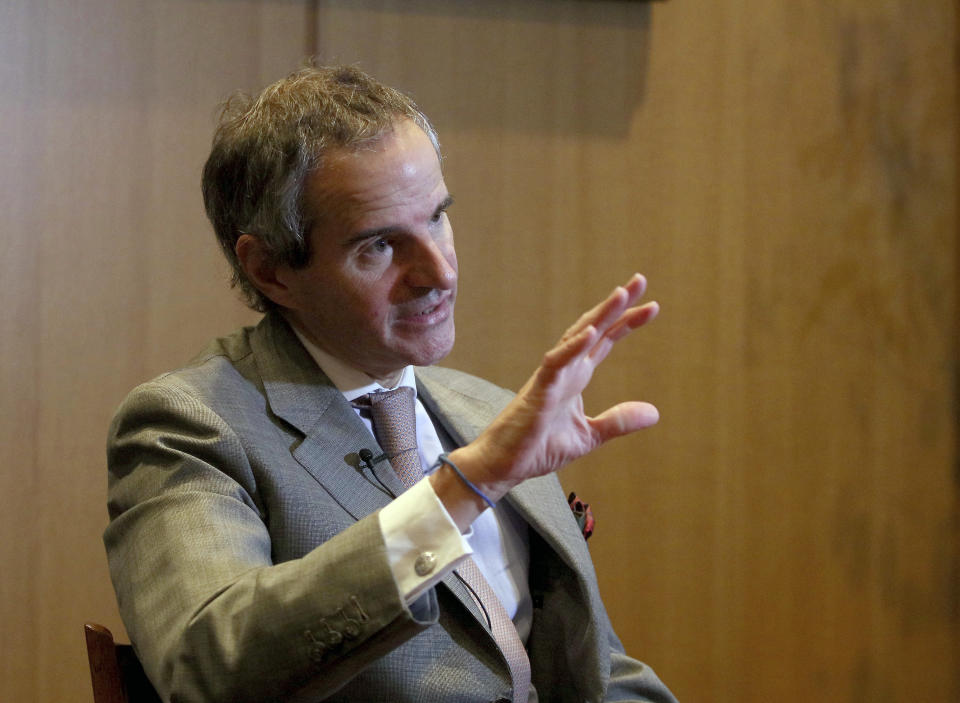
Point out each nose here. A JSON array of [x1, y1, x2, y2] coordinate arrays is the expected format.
[[406, 236, 457, 290]]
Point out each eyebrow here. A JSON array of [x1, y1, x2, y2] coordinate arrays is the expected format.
[[435, 194, 455, 217], [346, 194, 455, 245]]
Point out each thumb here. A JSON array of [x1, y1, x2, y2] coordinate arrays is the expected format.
[[589, 402, 660, 443]]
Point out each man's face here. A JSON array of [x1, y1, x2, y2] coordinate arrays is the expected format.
[[277, 120, 458, 381]]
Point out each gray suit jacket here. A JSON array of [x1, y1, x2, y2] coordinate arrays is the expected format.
[[105, 313, 676, 703]]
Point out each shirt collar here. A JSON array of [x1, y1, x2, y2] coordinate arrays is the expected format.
[[291, 325, 417, 402]]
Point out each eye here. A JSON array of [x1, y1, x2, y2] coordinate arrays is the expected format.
[[430, 197, 453, 225], [362, 237, 393, 258]]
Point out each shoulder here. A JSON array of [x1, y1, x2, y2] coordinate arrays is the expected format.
[[134, 325, 259, 402], [117, 310, 308, 408], [415, 365, 514, 408], [109, 321, 273, 439], [414, 366, 514, 443]]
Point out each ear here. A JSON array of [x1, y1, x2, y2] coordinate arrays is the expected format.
[[235, 234, 298, 309]]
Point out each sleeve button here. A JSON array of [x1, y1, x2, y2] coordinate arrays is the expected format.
[[414, 552, 437, 576]]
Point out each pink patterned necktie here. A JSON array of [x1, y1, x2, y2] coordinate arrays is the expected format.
[[362, 387, 531, 702]]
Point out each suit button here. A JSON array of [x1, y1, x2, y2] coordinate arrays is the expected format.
[[414, 551, 437, 576]]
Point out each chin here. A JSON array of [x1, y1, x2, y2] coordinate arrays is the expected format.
[[411, 333, 456, 368]]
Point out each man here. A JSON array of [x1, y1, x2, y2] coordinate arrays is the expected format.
[[105, 65, 677, 702]]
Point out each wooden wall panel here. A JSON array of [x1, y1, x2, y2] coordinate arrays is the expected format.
[[0, 2, 308, 701], [1, 0, 956, 702], [315, 1, 958, 701]]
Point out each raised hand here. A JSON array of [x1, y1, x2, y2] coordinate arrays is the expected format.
[[447, 273, 659, 508]]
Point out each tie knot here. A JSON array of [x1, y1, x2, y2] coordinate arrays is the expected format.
[[366, 386, 415, 417]]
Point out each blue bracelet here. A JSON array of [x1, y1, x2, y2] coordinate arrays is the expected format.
[[435, 453, 496, 510]]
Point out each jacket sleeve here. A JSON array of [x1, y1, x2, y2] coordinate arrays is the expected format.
[[603, 624, 679, 702], [104, 379, 437, 703]]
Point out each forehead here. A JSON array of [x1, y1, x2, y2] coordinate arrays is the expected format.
[[305, 121, 446, 235]]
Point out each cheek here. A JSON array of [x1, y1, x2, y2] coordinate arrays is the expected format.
[[326, 267, 378, 310], [354, 285, 396, 325]]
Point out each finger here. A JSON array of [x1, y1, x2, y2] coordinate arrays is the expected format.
[[621, 272, 647, 305], [608, 300, 659, 341], [588, 301, 659, 364], [561, 288, 625, 343], [515, 323, 597, 398], [541, 324, 598, 375], [563, 274, 648, 342], [589, 401, 660, 442], [592, 274, 649, 332]]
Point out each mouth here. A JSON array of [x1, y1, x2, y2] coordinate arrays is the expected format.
[[397, 294, 453, 326]]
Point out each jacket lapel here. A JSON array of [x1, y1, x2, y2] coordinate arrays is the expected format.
[[249, 313, 404, 520]]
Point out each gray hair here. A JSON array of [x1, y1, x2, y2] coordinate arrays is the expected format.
[[201, 63, 440, 311]]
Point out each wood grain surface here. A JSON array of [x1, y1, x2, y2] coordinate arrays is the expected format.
[[1, 1, 956, 701]]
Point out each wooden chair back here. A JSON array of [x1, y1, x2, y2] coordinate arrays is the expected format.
[[83, 622, 161, 703]]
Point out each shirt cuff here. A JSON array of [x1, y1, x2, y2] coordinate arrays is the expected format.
[[378, 477, 473, 603]]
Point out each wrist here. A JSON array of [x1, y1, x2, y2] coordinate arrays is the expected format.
[[436, 454, 496, 510], [444, 445, 516, 504], [427, 446, 515, 532], [428, 462, 487, 533]]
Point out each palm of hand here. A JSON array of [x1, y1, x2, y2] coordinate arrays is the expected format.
[[472, 274, 660, 489]]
